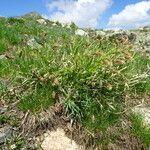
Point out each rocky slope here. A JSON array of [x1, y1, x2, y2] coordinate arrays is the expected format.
[[0, 12, 150, 150]]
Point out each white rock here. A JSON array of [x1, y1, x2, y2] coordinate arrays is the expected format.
[[75, 29, 88, 36], [61, 23, 67, 28], [132, 106, 150, 126], [95, 31, 106, 36], [37, 19, 47, 25], [41, 128, 84, 150], [10, 144, 17, 149], [27, 38, 36, 46], [52, 22, 57, 26], [27, 38, 42, 49], [0, 55, 6, 60], [61, 22, 71, 28]]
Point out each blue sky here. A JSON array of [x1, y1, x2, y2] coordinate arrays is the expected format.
[[0, 0, 150, 29]]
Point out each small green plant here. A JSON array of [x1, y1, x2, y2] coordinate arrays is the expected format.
[[0, 40, 7, 54], [18, 83, 55, 112], [0, 114, 18, 126], [7, 17, 25, 24], [4, 136, 32, 150], [0, 115, 10, 124], [129, 113, 150, 147], [0, 82, 7, 96]]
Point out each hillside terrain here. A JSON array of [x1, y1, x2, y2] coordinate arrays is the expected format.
[[0, 12, 150, 150]]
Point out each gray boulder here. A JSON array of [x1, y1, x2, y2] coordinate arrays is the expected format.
[[108, 30, 136, 43], [0, 126, 12, 144], [27, 38, 42, 49]]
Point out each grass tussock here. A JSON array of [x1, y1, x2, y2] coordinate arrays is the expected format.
[[0, 15, 150, 148]]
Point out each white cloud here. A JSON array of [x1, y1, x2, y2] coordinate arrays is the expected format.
[[46, 0, 112, 28], [108, 1, 150, 29]]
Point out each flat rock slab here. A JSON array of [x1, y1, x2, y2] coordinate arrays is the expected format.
[[41, 128, 84, 150]]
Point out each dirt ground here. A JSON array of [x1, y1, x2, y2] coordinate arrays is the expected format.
[[1, 95, 149, 150]]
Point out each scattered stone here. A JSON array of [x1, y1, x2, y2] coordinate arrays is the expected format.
[[0, 55, 6, 60], [10, 144, 17, 149], [75, 29, 88, 36], [95, 30, 106, 36], [37, 19, 47, 25], [27, 38, 42, 49], [51, 22, 57, 26], [61, 22, 71, 29], [132, 27, 150, 53], [143, 26, 150, 30], [0, 126, 12, 144], [128, 32, 136, 43], [0, 107, 7, 114], [41, 128, 84, 150]]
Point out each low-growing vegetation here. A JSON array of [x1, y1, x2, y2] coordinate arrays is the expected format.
[[129, 113, 150, 147], [0, 14, 150, 149]]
